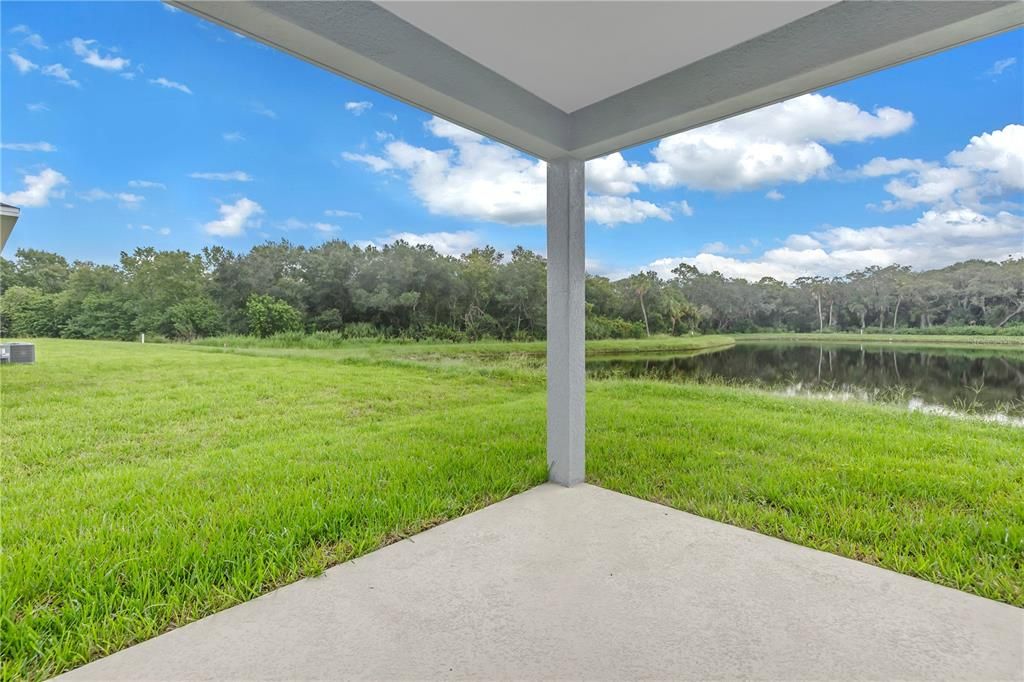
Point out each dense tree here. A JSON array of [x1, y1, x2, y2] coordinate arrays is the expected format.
[[245, 294, 303, 337], [1, 241, 1021, 342]]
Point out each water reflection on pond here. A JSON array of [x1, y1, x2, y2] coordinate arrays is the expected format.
[[587, 342, 1024, 423]]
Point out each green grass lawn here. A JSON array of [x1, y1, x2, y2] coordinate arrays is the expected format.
[[3, 338, 1022, 680]]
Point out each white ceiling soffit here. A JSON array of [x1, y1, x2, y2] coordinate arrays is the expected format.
[[379, 1, 834, 114], [171, 1, 1023, 160]]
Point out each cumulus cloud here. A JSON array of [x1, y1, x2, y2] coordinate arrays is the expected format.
[[71, 37, 129, 71], [947, 124, 1023, 192], [324, 209, 361, 218], [374, 230, 481, 257], [222, 131, 245, 143], [204, 198, 263, 236], [115, 192, 144, 208], [345, 117, 548, 224], [865, 124, 1023, 211], [189, 171, 252, 182], [41, 63, 79, 87], [670, 200, 695, 217], [26, 102, 49, 112], [345, 116, 674, 226], [649, 207, 1021, 282], [643, 122, 1023, 283], [585, 195, 671, 226], [645, 94, 913, 192], [8, 50, 38, 74], [1, 168, 67, 207], [1, 141, 56, 152], [860, 157, 933, 177], [128, 179, 166, 189], [765, 189, 785, 201], [585, 153, 648, 196], [150, 77, 192, 94], [344, 101, 372, 115], [22, 33, 47, 50]]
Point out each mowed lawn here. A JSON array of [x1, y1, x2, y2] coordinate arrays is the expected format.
[[3, 339, 1023, 679]]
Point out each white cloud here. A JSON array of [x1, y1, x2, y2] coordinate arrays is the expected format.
[[646, 94, 913, 192], [878, 166, 975, 211], [128, 180, 165, 189], [115, 192, 144, 207], [251, 102, 277, 119], [382, 112, 398, 122], [9, 24, 30, 34], [71, 38, 129, 71], [346, 116, 679, 226], [641, 123, 1024, 282], [860, 157, 933, 177], [8, 50, 37, 74], [163, 4, 180, 12], [41, 63, 80, 87], [1, 168, 67, 207], [23, 33, 47, 50], [324, 209, 361, 218], [158, 227, 171, 236], [649, 208, 1022, 282], [701, 241, 728, 254], [26, 102, 49, 112], [1, 141, 56, 152], [947, 124, 1023, 192], [280, 218, 339, 234], [341, 152, 393, 173], [864, 124, 1023, 211], [189, 171, 252, 182], [670, 200, 695, 217], [585, 152, 648, 196], [344, 101, 373, 115], [986, 57, 1017, 77], [784, 234, 823, 250], [222, 131, 245, 143], [204, 197, 263, 237], [149, 77, 192, 94], [765, 189, 785, 201], [375, 230, 481, 257], [585, 195, 671, 226], [79, 188, 112, 202], [78, 188, 145, 208], [374, 131, 393, 142]]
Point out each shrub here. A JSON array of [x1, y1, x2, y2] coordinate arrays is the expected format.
[[245, 295, 302, 338], [586, 314, 645, 340], [0, 286, 63, 337], [169, 297, 223, 341]]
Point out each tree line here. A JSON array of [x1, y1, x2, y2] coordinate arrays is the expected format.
[[1, 240, 1022, 342]]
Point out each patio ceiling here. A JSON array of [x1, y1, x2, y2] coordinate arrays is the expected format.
[[170, 1, 1021, 160]]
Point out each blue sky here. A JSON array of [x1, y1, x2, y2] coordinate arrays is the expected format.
[[2, 2, 1021, 281]]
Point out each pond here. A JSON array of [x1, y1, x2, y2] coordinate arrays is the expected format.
[[587, 342, 1024, 424]]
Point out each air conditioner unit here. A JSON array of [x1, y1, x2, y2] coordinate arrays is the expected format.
[[0, 342, 35, 364]]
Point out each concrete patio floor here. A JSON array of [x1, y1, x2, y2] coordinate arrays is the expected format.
[[61, 483, 1023, 681]]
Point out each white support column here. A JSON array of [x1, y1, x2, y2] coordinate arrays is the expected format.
[[546, 157, 586, 486]]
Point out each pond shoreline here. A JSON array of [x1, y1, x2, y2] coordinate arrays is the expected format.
[[733, 332, 1024, 351]]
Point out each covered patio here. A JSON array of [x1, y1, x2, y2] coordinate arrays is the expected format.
[[63, 1, 1023, 678], [61, 484, 1022, 679]]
